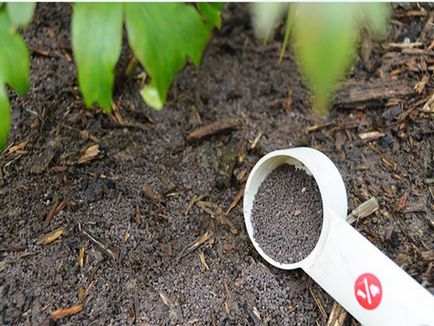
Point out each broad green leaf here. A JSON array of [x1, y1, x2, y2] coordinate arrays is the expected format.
[[125, 3, 211, 110], [292, 3, 357, 114], [0, 9, 31, 150], [208, 3, 224, 11], [6, 2, 35, 27], [251, 3, 288, 42], [0, 6, 10, 32], [197, 3, 223, 29], [0, 10, 30, 95], [0, 84, 10, 150], [359, 3, 390, 40], [72, 3, 123, 111]]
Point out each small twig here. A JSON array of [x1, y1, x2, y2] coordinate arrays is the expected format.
[[36, 227, 64, 245], [184, 194, 205, 216], [78, 222, 117, 260], [401, 48, 434, 56], [51, 304, 83, 320], [326, 301, 348, 326], [216, 214, 238, 235], [309, 283, 327, 321], [307, 123, 334, 132], [186, 119, 239, 142], [177, 232, 213, 260], [419, 11, 434, 42], [44, 200, 61, 226], [250, 131, 263, 150], [226, 187, 244, 215], [387, 42, 423, 49], [421, 93, 434, 113], [197, 251, 210, 271]]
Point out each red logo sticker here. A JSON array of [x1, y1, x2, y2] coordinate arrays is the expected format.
[[354, 273, 382, 310]]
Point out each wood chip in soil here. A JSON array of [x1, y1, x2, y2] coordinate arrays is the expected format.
[[51, 304, 83, 320], [142, 182, 164, 205], [334, 79, 414, 108], [186, 119, 239, 142], [177, 231, 213, 260], [78, 144, 100, 164], [78, 223, 117, 260], [36, 227, 64, 245]]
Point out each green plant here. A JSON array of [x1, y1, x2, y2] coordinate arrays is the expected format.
[[0, 3, 222, 149], [0, 3, 389, 150], [251, 3, 390, 115], [0, 2, 35, 149], [72, 3, 222, 111]]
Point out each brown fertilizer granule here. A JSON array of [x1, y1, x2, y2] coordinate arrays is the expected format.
[[251, 164, 323, 264]]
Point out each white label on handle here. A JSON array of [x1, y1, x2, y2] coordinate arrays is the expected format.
[[354, 273, 382, 310]]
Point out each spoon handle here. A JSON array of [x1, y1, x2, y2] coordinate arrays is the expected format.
[[305, 212, 434, 326]]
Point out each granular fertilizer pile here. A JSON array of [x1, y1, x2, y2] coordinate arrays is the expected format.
[[251, 164, 323, 264]]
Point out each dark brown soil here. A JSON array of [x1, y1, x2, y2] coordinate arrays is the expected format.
[[1, 3, 433, 325], [251, 164, 323, 264]]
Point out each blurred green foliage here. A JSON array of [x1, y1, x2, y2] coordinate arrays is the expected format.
[[6, 2, 35, 27], [252, 3, 390, 115], [0, 3, 390, 150], [0, 3, 33, 149]]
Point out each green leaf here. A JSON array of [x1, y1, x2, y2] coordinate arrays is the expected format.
[[251, 3, 288, 42], [0, 84, 10, 150], [72, 3, 123, 111], [292, 3, 357, 114], [359, 3, 390, 40], [0, 9, 31, 150], [6, 2, 36, 27], [197, 3, 223, 29], [0, 6, 11, 32], [0, 10, 30, 95], [125, 3, 211, 110], [208, 3, 224, 11]]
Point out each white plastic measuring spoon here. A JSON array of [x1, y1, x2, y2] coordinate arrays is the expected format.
[[243, 147, 434, 326]]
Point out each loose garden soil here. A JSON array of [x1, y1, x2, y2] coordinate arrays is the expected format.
[[1, 3, 433, 325]]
